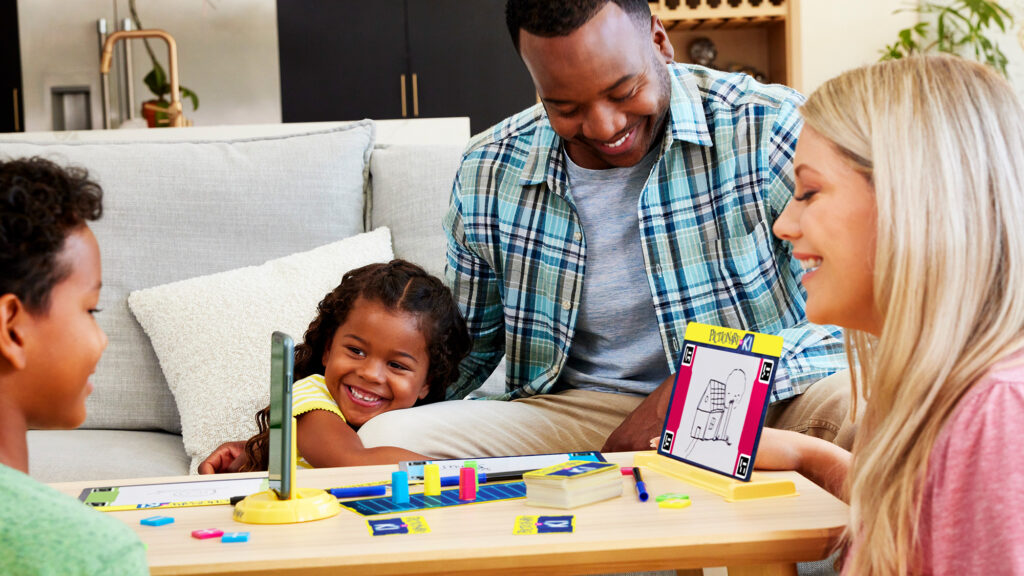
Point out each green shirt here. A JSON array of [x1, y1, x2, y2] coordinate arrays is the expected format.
[[0, 464, 148, 575]]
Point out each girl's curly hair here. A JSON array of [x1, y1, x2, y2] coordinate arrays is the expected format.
[[239, 259, 471, 471], [0, 157, 103, 312]]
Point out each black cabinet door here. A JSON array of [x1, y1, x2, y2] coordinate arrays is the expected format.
[[405, 0, 537, 134], [1, 0, 23, 132], [278, 0, 408, 123]]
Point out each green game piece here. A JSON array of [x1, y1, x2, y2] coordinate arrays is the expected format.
[[655, 493, 689, 503], [83, 487, 120, 505]]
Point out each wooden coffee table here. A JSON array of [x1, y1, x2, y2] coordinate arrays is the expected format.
[[50, 452, 847, 575]]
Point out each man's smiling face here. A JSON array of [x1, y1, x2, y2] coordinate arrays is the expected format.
[[519, 3, 674, 170]]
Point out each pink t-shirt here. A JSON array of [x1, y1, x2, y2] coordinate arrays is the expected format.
[[917, 352, 1024, 574]]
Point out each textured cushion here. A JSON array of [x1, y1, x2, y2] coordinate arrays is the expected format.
[[27, 430, 189, 483], [369, 144, 463, 278], [0, 121, 374, 433], [127, 228, 394, 473]]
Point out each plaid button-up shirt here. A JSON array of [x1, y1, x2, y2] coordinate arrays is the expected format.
[[443, 63, 845, 402]]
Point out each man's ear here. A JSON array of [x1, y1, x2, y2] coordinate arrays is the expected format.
[[0, 294, 30, 371], [650, 16, 675, 63]]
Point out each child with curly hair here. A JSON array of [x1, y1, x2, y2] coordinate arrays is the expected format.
[[199, 259, 471, 473], [0, 157, 147, 574]]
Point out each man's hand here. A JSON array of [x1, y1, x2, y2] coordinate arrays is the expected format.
[[197, 441, 247, 474], [602, 374, 674, 452]]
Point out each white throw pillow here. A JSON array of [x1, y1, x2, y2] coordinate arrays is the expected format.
[[128, 228, 393, 473]]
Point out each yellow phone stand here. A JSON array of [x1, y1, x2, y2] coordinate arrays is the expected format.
[[233, 487, 340, 524], [234, 416, 341, 524], [634, 451, 797, 502]]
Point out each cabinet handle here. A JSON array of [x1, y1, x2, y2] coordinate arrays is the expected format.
[[412, 73, 419, 117], [400, 74, 408, 118], [12, 89, 19, 132]]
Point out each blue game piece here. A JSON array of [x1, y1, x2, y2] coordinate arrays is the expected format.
[[392, 471, 410, 504], [221, 531, 250, 543], [140, 515, 174, 527]]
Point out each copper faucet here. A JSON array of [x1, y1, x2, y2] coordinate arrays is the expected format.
[[100, 29, 183, 128]]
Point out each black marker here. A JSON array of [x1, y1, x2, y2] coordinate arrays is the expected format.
[[479, 470, 533, 483]]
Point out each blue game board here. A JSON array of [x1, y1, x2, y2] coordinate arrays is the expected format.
[[340, 481, 527, 516]]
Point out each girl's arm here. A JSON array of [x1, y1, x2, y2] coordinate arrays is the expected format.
[[296, 409, 427, 467], [754, 427, 851, 501]]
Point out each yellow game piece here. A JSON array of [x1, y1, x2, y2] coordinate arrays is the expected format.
[[658, 498, 692, 509], [423, 464, 441, 497]]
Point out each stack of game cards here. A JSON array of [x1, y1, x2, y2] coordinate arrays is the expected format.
[[523, 460, 622, 509]]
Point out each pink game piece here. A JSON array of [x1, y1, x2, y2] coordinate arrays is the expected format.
[[191, 528, 225, 540], [459, 466, 477, 500]]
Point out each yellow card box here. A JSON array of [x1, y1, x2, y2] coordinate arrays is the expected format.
[[524, 461, 622, 509]]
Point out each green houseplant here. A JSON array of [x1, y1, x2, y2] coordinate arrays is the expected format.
[[129, 0, 199, 126], [882, 0, 1014, 76]]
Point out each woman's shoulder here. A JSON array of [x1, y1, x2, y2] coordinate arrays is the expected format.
[[954, 349, 1024, 422], [920, 351, 1024, 574], [930, 348, 1024, 476]]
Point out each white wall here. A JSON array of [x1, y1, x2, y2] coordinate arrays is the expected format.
[[986, 0, 1024, 96], [16, 0, 281, 131], [17, 0, 112, 132], [122, 0, 281, 127], [798, 0, 919, 94]]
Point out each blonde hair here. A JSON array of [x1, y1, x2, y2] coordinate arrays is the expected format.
[[802, 54, 1024, 574]]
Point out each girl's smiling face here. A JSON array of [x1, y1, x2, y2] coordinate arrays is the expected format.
[[321, 297, 430, 427], [772, 126, 881, 335]]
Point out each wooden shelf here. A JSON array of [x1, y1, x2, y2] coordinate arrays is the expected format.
[[650, 0, 788, 22], [649, 0, 801, 90]]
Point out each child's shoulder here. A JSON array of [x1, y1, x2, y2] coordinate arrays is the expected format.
[[295, 373, 327, 390], [293, 374, 346, 422], [0, 464, 147, 573]]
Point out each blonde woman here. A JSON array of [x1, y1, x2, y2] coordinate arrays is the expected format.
[[761, 54, 1024, 574]]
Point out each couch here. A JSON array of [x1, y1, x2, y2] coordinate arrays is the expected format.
[[0, 117, 509, 483]]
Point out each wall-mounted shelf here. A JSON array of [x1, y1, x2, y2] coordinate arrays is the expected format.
[[650, 0, 788, 22], [649, 0, 802, 90]]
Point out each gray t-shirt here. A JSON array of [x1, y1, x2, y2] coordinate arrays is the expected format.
[[558, 146, 670, 395]]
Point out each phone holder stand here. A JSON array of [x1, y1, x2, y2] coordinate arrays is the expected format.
[[633, 451, 797, 502], [234, 417, 341, 524]]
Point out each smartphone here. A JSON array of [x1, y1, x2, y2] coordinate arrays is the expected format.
[[267, 331, 295, 499]]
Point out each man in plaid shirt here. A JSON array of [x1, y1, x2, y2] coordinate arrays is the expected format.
[[357, 0, 851, 457]]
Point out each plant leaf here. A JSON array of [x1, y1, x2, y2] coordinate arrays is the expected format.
[[179, 86, 200, 111]]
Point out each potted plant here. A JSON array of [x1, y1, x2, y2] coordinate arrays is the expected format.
[[882, 0, 1014, 75], [129, 0, 199, 127]]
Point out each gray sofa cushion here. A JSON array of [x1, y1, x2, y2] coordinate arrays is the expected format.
[[369, 144, 464, 279], [27, 430, 189, 483], [0, 122, 374, 433]]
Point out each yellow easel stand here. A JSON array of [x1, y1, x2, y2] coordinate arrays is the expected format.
[[633, 451, 797, 502], [233, 487, 340, 524], [234, 416, 341, 524]]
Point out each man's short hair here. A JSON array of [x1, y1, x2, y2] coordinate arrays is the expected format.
[[505, 0, 652, 52]]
